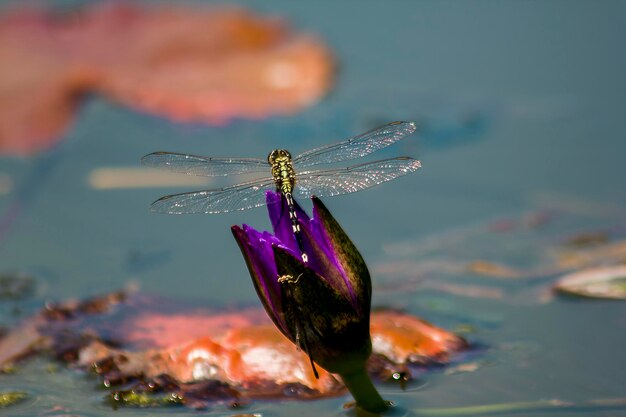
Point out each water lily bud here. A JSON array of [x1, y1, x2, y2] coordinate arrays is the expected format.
[[232, 191, 387, 412], [231, 192, 373, 372]]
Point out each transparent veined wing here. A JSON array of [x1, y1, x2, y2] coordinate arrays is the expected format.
[[292, 121, 417, 168], [150, 177, 275, 214], [141, 152, 268, 177], [294, 157, 421, 198]]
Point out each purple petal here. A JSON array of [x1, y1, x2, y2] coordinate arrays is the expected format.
[[265, 191, 300, 255], [232, 224, 288, 333], [291, 200, 355, 304], [310, 216, 344, 274], [265, 192, 355, 306], [291, 194, 311, 224], [277, 195, 331, 278], [242, 225, 280, 294], [311, 203, 358, 309]]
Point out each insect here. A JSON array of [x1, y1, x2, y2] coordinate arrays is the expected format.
[[142, 121, 421, 259]]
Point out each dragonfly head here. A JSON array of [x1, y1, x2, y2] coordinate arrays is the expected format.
[[268, 149, 292, 164]]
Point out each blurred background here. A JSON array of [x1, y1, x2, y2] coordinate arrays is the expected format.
[[1, 1, 625, 416]]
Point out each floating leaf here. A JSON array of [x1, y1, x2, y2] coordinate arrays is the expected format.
[[0, 290, 466, 408], [0, 4, 334, 155], [554, 266, 626, 300]]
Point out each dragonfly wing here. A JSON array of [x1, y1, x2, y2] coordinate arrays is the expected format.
[[294, 157, 421, 198], [150, 178, 276, 214], [293, 121, 417, 168], [141, 152, 268, 177]]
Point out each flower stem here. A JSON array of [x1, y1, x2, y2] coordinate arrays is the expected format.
[[340, 366, 389, 414]]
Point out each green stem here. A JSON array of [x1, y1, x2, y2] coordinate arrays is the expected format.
[[340, 366, 389, 414]]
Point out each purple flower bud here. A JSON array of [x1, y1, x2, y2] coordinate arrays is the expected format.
[[231, 191, 372, 376]]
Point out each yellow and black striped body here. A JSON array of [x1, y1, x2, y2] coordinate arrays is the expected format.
[[268, 149, 307, 263], [268, 149, 296, 195]]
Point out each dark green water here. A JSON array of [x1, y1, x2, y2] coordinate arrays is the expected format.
[[1, 1, 625, 416]]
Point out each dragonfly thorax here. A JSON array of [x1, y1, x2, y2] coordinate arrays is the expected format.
[[268, 149, 296, 195]]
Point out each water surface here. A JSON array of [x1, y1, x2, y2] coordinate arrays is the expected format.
[[1, 1, 625, 416]]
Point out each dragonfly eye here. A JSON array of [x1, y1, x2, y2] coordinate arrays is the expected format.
[[268, 149, 291, 163]]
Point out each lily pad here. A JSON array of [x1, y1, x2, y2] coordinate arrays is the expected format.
[[0, 290, 467, 409], [554, 266, 626, 300], [0, 4, 334, 156]]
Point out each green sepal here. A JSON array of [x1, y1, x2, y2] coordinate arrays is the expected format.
[[273, 245, 371, 375], [312, 197, 372, 313]]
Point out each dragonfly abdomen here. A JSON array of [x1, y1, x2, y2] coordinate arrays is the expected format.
[[284, 192, 308, 263], [268, 149, 306, 262]]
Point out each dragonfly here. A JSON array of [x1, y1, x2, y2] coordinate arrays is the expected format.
[[142, 121, 420, 213], [142, 121, 421, 258]]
